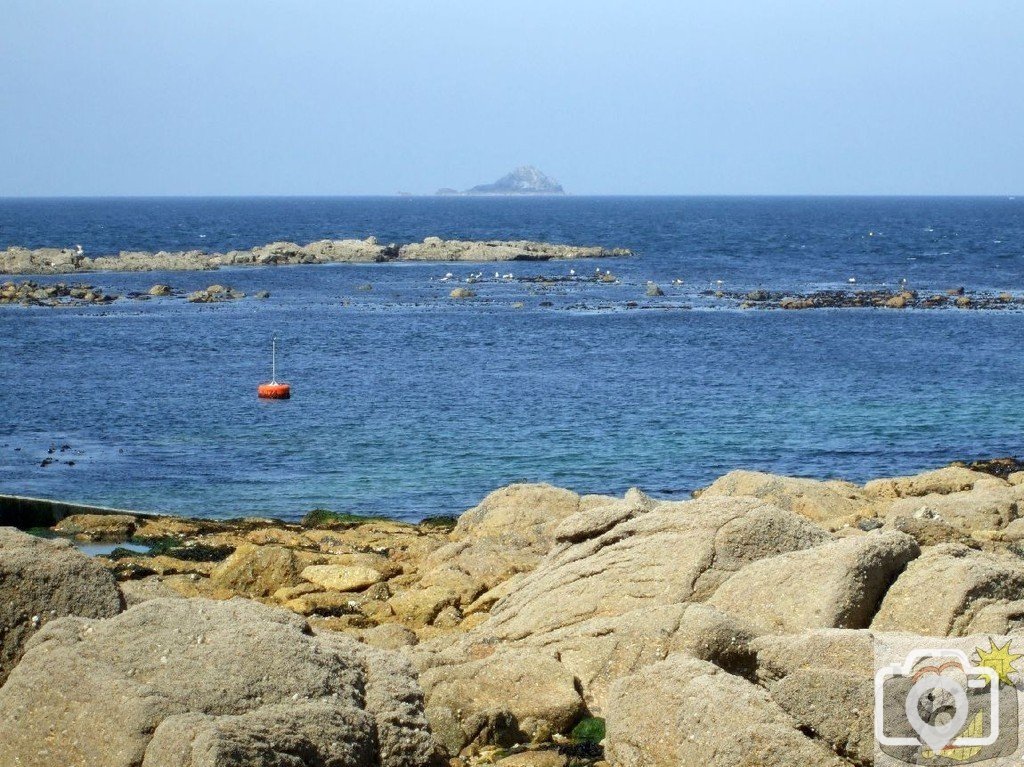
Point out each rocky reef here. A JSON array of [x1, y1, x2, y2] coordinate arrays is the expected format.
[[0, 280, 118, 306], [0, 237, 629, 276], [723, 286, 1021, 311], [5, 461, 1024, 765], [0, 279, 266, 307]]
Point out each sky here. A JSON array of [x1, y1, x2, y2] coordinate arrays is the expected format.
[[1, 1, 1022, 196]]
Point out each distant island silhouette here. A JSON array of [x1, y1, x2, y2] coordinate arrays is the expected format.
[[436, 166, 565, 196]]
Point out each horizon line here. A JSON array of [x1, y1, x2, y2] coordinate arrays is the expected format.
[[0, 193, 1020, 201]]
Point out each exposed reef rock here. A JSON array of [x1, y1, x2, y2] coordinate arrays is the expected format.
[[0, 279, 264, 308], [0, 236, 629, 275], [186, 284, 246, 303], [729, 286, 1023, 311], [0, 280, 118, 306]]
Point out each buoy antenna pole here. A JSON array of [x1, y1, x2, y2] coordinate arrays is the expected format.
[[272, 336, 277, 383]]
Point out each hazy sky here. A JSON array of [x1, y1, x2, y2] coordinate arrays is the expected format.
[[2, 1, 1022, 196]]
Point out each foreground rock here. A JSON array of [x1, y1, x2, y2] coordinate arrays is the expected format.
[[707, 531, 919, 632], [479, 496, 830, 644], [0, 597, 437, 767], [695, 462, 1024, 535], [417, 495, 830, 714], [208, 542, 313, 597], [302, 563, 384, 592], [877, 476, 1023, 533], [410, 484, 597, 618], [53, 512, 137, 540], [17, 459, 1024, 765], [410, 459, 1024, 727], [871, 542, 1024, 635], [0, 527, 123, 685], [697, 469, 868, 523], [0, 237, 631, 275], [751, 630, 876, 766], [448, 603, 760, 715], [605, 655, 847, 767], [420, 648, 583, 756], [605, 625, 1024, 767], [862, 465, 994, 498]]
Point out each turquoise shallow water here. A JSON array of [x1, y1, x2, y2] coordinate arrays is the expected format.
[[1, 197, 1023, 520]]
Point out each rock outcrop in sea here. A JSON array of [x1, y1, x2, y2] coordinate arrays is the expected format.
[[463, 166, 565, 195], [4, 460, 1024, 764], [436, 166, 565, 196], [0, 236, 629, 275]]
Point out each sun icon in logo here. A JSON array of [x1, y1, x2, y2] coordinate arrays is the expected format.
[[973, 639, 1023, 686]]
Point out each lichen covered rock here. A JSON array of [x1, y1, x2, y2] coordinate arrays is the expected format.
[[0, 527, 123, 685], [0, 597, 437, 767]]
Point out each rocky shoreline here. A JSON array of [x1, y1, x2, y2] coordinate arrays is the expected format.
[[0, 237, 632, 275], [4, 459, 1024, 765]]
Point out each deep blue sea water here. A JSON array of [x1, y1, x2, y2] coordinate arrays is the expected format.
[[1, 197, 1023, 521]]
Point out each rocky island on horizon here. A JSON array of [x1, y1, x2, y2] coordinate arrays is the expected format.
[[436, 165, 565, 196]]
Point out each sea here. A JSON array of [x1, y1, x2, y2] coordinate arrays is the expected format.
[[1, 196, 1022, 521]]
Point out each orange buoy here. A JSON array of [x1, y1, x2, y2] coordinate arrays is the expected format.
[[258, 336, 291, 399], [258, 382, 291, 399]]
